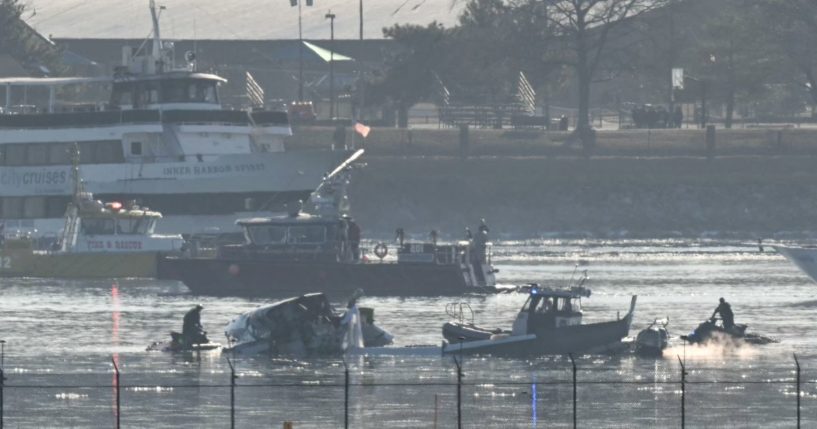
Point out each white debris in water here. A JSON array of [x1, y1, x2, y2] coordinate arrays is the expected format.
[[55, 392, 88, 400]]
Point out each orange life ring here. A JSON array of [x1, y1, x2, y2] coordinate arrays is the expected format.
[[374, 243, 388, 259]]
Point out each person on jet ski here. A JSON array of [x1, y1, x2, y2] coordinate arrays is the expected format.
[[711, 297, 735, 330], [182, 304, 208, 345]]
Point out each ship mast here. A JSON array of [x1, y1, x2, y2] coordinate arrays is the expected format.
[[149, 0, 163, 63]]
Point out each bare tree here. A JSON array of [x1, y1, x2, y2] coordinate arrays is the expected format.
[[544, 0, 663, 132]]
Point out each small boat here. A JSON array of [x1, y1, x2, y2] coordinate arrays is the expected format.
[[223, 291, 393, 356], [160, 150, 499, 297], [441, 280, 637, 357], [682, 318, 777, 346], [635, 318, 669, 357], [0, 147, 184, 278]]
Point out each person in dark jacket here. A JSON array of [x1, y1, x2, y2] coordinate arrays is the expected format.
[[182, 304, 208, 345], [711, 297, 734, 330]]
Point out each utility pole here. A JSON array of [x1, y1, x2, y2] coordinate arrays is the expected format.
[[326, 11, 336, 118], [292, 0, 313, 101], [359, 0, 363, 40]]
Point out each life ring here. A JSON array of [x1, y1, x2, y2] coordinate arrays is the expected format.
[[374, 243, 388, 260]]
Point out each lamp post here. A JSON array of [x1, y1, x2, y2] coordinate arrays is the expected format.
[[290, 0, 313, 102], [359, 0, 363, 40], [325, 11, 336, 119]]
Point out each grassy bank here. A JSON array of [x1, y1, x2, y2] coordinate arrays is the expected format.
[[287, 126, 817, 158], [348, 156, 817, 238]]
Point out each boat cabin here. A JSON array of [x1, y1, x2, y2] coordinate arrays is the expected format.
[[63, 195, 183, 253], [511, 286, 590, 335], [226, 214, 350, 262]]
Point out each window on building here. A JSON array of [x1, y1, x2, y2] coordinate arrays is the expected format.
[[48, 144, 72, 165], [4, 145, 26, 166]]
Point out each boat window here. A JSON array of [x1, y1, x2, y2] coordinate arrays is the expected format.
[[27, 145, 48, 165], [23, 197, 46, 218], [48, 143, 71, 165], [130, 142, 142, 156], [4, 144, 26, 166], [288, 225, 326, 244], [246, 225, 287, 245], [1, 197, 24, 218], [81, 218, 115, 235], [111, 82, 134, 107], [116, 217, 149, 235], [160, 79, 218, 104]]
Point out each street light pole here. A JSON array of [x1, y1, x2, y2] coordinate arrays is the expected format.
[[359, 0, 363, 40], [326, 11, 336, 119], [298, 0, 303, 101]]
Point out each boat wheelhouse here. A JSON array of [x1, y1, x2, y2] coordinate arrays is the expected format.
[[0, 1, 347, 243]]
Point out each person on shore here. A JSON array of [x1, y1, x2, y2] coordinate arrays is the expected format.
[[182, 304, 208, 345], [711, 297, 734, 330]]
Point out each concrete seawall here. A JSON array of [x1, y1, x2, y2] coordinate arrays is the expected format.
[[288, 127, 817, 238]]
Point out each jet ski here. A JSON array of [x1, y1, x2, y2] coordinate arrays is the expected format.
[[682, 318, 777, 346], [635, 318, 669, 357], [146, 331, 222, 353]]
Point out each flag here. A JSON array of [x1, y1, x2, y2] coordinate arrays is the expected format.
[[354, 122, 371, 138]]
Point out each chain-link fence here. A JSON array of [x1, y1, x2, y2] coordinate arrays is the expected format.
[[0, 353, 813, 428]]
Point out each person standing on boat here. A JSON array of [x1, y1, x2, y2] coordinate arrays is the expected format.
[[348, 219, 361, 262], [711, 297, 734, 330], [182, 304, 208, 345]]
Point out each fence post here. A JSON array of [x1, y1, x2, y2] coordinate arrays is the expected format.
[[343, 359, 349, 429], [111, 357, 120, 429], [0, 366, 5, 429], [677, 355, 686, 429], [453, 355, 463, 429], [569, 353, 577, 429], [227, 357, 237, 429], [795, 354, 801, 429]]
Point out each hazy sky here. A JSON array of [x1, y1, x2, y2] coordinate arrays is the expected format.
[[22, 0, 464, 40]]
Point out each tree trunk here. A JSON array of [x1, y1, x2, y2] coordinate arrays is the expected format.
[[575, 22, 591, 130]]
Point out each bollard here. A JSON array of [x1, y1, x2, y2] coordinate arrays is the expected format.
[[343, 359, 349, 429], [705, 125, 715, 157], [794, 354, 801, 429], [569, 353, 577, 429], [111, 357, 120, 429], [458, 124, 469, 159], [227, 357, 237, 429], [677, 355, 686, 429]]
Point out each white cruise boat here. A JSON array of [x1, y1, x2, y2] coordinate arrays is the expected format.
[[0, 1, 347, 244]]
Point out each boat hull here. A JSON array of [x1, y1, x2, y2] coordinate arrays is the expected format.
[[774, 245, 817, 284], [0, 246, 161, 278], [442, 318, 633, 357], [159, 257, 491, 298]]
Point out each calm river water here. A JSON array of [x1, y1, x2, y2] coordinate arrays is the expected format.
[[0, 239, 815, 428]]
